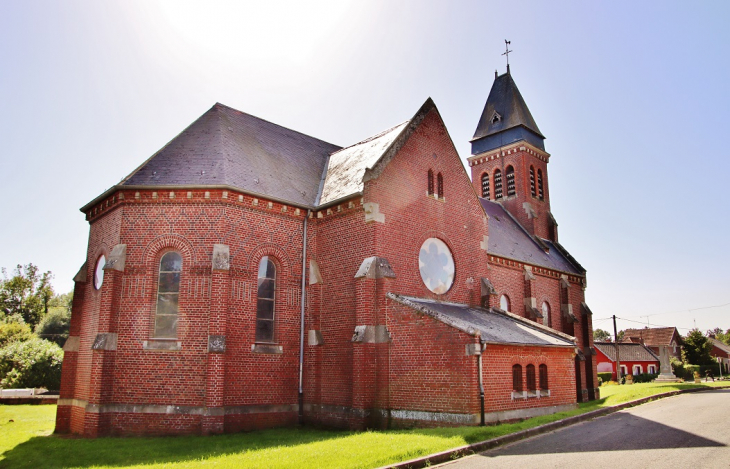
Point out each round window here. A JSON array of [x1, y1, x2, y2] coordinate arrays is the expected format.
[[418, 238, 455, 294], [94, 255, 106, 290]]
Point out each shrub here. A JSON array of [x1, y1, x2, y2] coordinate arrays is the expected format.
[[34, 306, 71, 347], [598, 372, 613, 383], [632, 373, 658, 383], [0, 321, 33, 348], [0, 338, 63, 389]]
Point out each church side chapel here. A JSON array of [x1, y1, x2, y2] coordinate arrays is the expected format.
[[56, 64, 598, 437]]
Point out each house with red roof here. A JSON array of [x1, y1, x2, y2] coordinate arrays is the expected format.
[[622, 327, 682, 360], [595, 342, 660, 381], [709, 338, 730, 375]]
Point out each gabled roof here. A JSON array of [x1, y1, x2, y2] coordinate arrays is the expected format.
[[479, 198, 583, 275], [388, 293, 575, 347], [710, 338, 730, 356], [319, 121, 409, 205], [594, 342, 660, 362], [117, 103, 341, 207], [622, 327, 681, 347], [472, 72, 544, 142]]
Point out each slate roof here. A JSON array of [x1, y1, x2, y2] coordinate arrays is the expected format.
[[118, 103, 342, 207], [594, 342, 660, 362], [472, 71, 544, 142], [388, 293, 575, 347], [319, 121, 409, 205], [479, 198, 583, 275], [621, 327, 681, 347]]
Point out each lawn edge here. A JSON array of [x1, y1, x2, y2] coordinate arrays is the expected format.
[[377, 384, 730, 469]]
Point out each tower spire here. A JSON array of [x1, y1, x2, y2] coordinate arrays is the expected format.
[[502, 40, 512, 74]]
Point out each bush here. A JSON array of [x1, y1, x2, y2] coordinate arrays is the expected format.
[[34, 306, 71, 347], [0, 321, 33, 348], [0, 338, 63, 389], [598, 372, 613, 383], [632, 373, 658, 383]]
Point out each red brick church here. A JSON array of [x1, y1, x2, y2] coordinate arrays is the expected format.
[[56, 66, 599, 437]]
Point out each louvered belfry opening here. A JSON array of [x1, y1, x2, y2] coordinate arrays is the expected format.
[[481, 172, 490, 199], [494, 169, 503, 199], [437, 173, 443, 199], [537, 169, 544, 200], [506, 166, 515, 196], [530, 166, 536, 197], [427, 169, 434, 195]]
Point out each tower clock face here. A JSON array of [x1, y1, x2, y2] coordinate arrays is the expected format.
[[418, 238, 455, 294], [94, 255, 106, 290]]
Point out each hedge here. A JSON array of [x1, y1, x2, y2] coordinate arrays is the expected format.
[[0, 337, 63, 389]]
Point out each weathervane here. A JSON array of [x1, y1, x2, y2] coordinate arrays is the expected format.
[[502, 39, 512, 71]]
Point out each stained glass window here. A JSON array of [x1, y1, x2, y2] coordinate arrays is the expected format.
[[154, 251, 182, 338]]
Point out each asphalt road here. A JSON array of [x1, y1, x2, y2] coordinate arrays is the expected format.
[[440, 389, 730, 469]]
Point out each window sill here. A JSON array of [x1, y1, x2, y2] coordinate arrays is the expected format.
[[251, 343, 283, 354], [143, 339, 182, 351], [511, 390, 550, 400], [426, 194, 446, 202]]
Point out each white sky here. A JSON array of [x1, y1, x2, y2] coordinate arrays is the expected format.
[[1, 0, 729, 336]]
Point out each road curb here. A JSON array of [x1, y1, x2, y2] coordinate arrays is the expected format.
[[379, 385, 730, 469]]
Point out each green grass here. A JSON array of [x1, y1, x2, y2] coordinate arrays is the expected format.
[[1, 381, 727, 468]]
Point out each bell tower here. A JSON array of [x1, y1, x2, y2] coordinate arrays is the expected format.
[[468, 67, 558, 242]]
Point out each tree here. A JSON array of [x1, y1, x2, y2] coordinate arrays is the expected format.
[[0, 337, 63, 389], [707, 327, 730, 346], [682, 328, 715, 365], [0, 264, 54, 327], [593, 328, 612, 342]]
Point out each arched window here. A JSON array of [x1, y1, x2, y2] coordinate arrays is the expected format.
[[529, 166, 536, 197], [256, 256, 276, 342], [494, 169, 503, 200], [437, 173, 444, 199], [506, 166, 515, 196], [542, 301, 551, 327], [481, 172, 490, 199], [512, 364, 523, 392], [539, 364, 548, 390], [427, 170, 434, 196], [155, 251, 182, 338], [526, 364, 536, 392], [500, 294, 510, 312], [537, 169, 544, 200], [94, 255, 106, 290]]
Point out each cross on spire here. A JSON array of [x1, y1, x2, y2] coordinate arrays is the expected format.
[[502, 40, 512, 72]]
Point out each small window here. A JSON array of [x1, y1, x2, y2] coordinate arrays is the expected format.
[[633, 365, 642, 375], [620, 365, 628, 377], [537, 169, 544, 200], [648, 365, 657, 374], [437, 173, 444, 199], [494, 169, 503, 200], [500, 294, 510, 312], [539, 364, 548, 390], [154, 251, 182, 338], [506, 166, 515, 196], [256, 256, 276, 342], [512, 364, 523, 392], [526, 364, 536, 392], [427, 170, 434, 196], [542, 301, 551, 327], [481, 172, 490, 199], [94, 255, 106, 290], [529, 166, 536, 197]]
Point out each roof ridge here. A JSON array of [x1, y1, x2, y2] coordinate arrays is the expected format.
[[214, 102, 342, 149], [329, 120, 409, 157]]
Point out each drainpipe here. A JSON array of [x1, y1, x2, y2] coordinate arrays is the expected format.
[[298, 210, 310, 424], [478, 344, 485, 426]]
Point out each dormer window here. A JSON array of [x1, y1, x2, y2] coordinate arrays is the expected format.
[[481, 172, 490, 199], [491, 111, 502, 124], [506, 166, 515, 196]]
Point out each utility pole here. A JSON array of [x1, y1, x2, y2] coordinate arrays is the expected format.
[[613, 315, 621, 384]]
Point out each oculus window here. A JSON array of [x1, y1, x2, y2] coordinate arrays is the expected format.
[[418, 238, 454, 295], [94, 255, 106, 290]]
